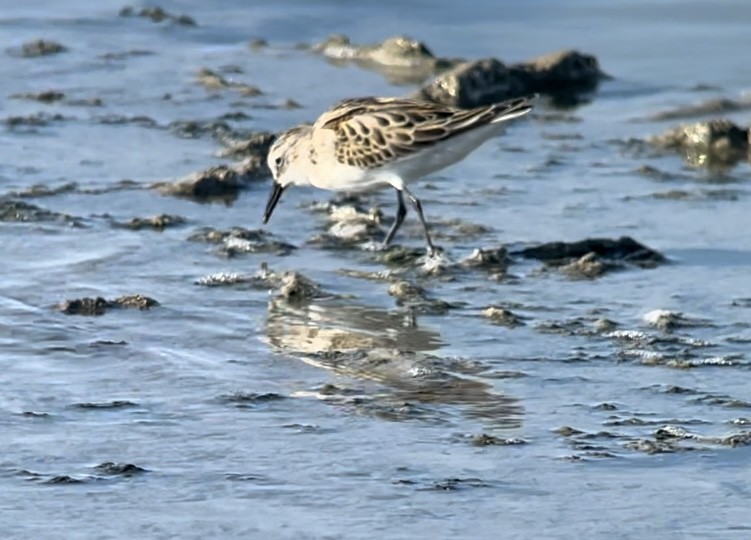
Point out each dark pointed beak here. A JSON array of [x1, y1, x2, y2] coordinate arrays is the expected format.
[[263, 182, 286, 224]]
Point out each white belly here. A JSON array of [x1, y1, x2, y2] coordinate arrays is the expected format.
[[307, 122, 503, 192]]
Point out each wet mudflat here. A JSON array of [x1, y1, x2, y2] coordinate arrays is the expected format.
[[1, 1, 751, 539]]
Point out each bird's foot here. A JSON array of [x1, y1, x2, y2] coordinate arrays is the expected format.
[[426, 244, 444, 258], [362, 240, 387, 252]]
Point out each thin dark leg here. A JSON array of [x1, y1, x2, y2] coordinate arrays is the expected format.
[[383, 189, 407, 247], [402, 187, 437, 255]]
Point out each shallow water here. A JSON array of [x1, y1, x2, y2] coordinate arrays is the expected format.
[[2, 1, 751, 539]]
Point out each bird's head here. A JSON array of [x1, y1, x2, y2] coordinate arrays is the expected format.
[[263, 125, 313, 224]]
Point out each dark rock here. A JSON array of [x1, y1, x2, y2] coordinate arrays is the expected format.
[[57, 295, 157, 315], [374, 245, 426, 266], [168, 119, 232, 139], [10, 90, 65, 103], [44, 475, 83, 484], [100, 49, 155, 60], [516, 236, 666, 267], [514, 49, 605, 95], [112, 295, 159, 310], [415, 58, 525, 108], [593, 318, 618, 332], [312, 34, 457, 85], [4, 113, 68, 128], [482, 306, 525, 327], [9, 90, 100, 107], [9, 39, 67, 58], [461, 247, 509, 274], [559, 252, 616, 279], [388, 281, 453, 315], [58, 297, 110, 316], [124, 214, 186, 230], [642, 309, 712, 332], [74, 402, 138, 412], [95, 114, 157, 127], [188, 227, 296, 256], [95, 113, 154, 127], [721, 432, 751, 447], [218, 132, 276, 160], [94, 462, 147, 475], [120, 5, 196, 26], [470, 434, 527, 446], [153, 161, 268, 201], [248, 38, 268, 50], [0, 200, 81, 225], [415, 50, 606, 108], [649, 119, 749, 166], [430, 478, 489, 491], [640, 96, 751, 122], [195, 68, 262, 96], [67, 97, 104, 107], [71, 400, 139, 409], [277, 272, 322, 302], [218, 111, 252, 121], [555, 426, 585, 437], [217, 392, 286, 406]]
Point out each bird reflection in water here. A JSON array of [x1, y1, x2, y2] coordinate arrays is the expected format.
[[265, 295, 521, 428]]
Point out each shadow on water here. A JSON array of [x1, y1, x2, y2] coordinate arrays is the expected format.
[[265, 295, 522, 428]]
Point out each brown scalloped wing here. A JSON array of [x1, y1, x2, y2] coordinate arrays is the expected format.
[[318, 98, 518, 169]]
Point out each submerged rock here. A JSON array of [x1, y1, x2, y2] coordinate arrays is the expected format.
[[10, 90, 102, 107], [195, 68, 261, 96], [0, 200, 81, 225], [312, 34, 458, 85], [188, 226, 296, 256], [8, 39, 68, 58], [414, 58, 523, 109], [460, 247, 509, 276], [372, 245, 426, 267], [307, 199, 388, 248], [277, 272, 322, 302], [95, 113, 157, 127], [388, 280, 453, 314], [639, 96, 751, 122], [119, 5, 196, 26], [100, 49, 155, 61], [648, 119, 749, 166], [313, 34, 435, 66], [516, 236, 666, 268], [10, 90, 65, 103], [415, 50, 606, 108], [327, 203, 385, 243], [627, 425, 751, 453], [469, 434, 528, 447], [201, 268, 322, 301], [113, 295, 159, 310], [482, 306, 525, 327], [4, 112, 68, 128], [248, 38, 268, 50], [124, 214, 186, 230], [153, 159, 268, 201], [642, 309, 713, 332], [218, 131, 276, 160], [58, 297, 110, 316], [168, 119, 233, 139], [93, 462, 147, 476], [57, 295, 158, 315], [558, 252, 617, 279], [515, 50, 605, 95]]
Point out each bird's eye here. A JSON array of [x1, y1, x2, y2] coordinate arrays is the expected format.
[[274, 156, 284, 168]]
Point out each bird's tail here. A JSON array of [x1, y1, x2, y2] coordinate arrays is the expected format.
[[489, 95, 536, 124]]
